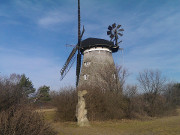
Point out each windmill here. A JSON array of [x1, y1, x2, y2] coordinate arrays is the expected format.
[[60, 0, 124, 88]]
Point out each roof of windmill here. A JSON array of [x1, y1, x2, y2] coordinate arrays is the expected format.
[[80, 38, 119, 53]]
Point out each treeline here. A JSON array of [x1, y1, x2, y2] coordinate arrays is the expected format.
[[51, 67, 180, 121], [0, 74, 56, 135], [0, 68, 180, 124]]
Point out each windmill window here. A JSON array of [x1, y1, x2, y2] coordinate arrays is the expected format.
[[84, 74, 89, 80], [84, 62, 91, 67], [113, 74, 116, 79]]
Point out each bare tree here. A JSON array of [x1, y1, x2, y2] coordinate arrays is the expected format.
[[137, 69, 167, 116], [137, 69, 166, 94], [164, 82, 180, 107]]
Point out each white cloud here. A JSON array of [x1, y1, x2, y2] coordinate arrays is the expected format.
[[38, 11, 74, 28]]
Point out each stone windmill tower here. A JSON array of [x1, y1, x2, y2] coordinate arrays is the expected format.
[[78, 23, 124, 88], [60, 0, 124, 89], [78, 38, 118, 88]]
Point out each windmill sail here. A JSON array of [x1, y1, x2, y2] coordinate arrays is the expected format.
[[60, 46, 77, 80], [60, 0, 84, 87], [76, 0, 82, 86], [76, 53, 81, 86], [78, 0, 81, 45]]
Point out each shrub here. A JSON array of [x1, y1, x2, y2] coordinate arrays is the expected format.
[[0, 77, 24, 111], [85, 88, 127, 121], [51, 87, 77, 121], [0, 75, 57, 135], [124, 85, 147, 119], [0, 105, 57, 135]]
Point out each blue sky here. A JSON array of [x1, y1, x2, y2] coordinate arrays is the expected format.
[[0, 0, 180, 90]]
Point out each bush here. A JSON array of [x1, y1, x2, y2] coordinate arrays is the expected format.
[[0, 75, 57, 135], [0, 105, 57, 135], [52, 86, 128, 121], [51, 87, 77, 121], [85, 87, 127, 121], [0, 76, 24, 111], [124, 85, 147, 119]]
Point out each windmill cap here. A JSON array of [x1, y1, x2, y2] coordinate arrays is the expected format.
[[80, 38, 119, 53]]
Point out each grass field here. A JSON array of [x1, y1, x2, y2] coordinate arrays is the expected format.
[[39, 108, 180, 135]]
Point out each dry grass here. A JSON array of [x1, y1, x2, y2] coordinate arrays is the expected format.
[[41, 108, 180, 135], [36, 108, 57, 122]]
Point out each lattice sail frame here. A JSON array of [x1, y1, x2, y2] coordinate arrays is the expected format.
[[107, 23, 124, 46]]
